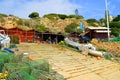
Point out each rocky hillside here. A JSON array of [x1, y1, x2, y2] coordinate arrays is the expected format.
[[39, 17, 88, 32], [0, 15, 30, 30], [0, 13, 90, 33]]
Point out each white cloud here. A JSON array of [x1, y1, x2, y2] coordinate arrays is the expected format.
[[0, 0, 81, 18]]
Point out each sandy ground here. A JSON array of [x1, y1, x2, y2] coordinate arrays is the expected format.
[[17, 43, 120, 80]]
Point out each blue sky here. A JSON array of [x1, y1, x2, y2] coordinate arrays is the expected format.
[[0, 0, 120, 20]]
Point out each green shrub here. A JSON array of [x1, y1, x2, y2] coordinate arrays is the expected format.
[[0, 13, 8, 18], [43, 13, 58, 20], [58, 41, 66, 45], [65, 22, 79, 33], [58, 41, 67, 47], [67, 14, 84, 19], [10, 36, 20, 44], [58, 14, 68, 19], [35, 25, 49, 32], [98, 48, 106, 52], [104, 54, 112, 60]]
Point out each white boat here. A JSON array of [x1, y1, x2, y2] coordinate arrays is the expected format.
[[0, 30, 10, 48], [64, 37, 104, 57]]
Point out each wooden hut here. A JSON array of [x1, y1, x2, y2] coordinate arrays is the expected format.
[[35, 31, 64, 43], [86, 27, 111, 40], [26, 29, 35, 42], [0, 26, 35, 43]]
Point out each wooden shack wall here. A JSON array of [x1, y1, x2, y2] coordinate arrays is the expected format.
[[0, 27, 35, 42], [88, 29, 108, 40]]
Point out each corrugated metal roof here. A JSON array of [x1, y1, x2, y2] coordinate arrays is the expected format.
[[95, 30, 111, 33], [87, 27, 109, 30]]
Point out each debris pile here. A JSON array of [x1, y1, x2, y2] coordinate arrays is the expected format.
[[64, 37, 104, 57]]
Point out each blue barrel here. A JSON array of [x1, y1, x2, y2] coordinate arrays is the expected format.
[[3, 48, 14, 54]]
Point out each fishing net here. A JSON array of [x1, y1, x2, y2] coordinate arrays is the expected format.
[[30, 59, 50, 73], [3, 62, 32, 75], [31, 69, 53, 80], [0, 58, 4, 72], [0, 54, 65, 80], [31, 69, 66, 80], [50, 71, 66, 80], [13, 53, 24, 63], [0, 50, 14, 72], [110, 37, 120, 42], [30, 59, 66, 80], [7, 70, 37, 80]]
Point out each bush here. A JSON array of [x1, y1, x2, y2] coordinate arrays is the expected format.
[[17, 19, 24, 25], [113, 15, 120, 22], [58, 41, 66, 45], [0, 13, 8, 18], [10, 36, 20, 44], [58, 41, 67, 47], [35, 25, 49, 32], [104, 54, 112, 60], [109, 22, 120, 37], [111, 28, 120, 37], [43, 13, 58, 20], [24, 20, 30, 27], [98, 48, 106, 52], [57, 14, 68, 19], [28, 12, 40, 19], [65, 22, 79, 33], [86, 18, 99, 26], [109, 22, 120, 28], [67, 14, 84, 19]]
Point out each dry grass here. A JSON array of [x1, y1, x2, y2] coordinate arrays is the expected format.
[[91, 39, 120, 54]]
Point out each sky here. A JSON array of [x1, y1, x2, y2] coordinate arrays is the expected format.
[[0, 0, 120, 20]]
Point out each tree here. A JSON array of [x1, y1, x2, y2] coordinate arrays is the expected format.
[[99, 18, 105, 26], [65, 22, 79, 33], [77, 15, 84, 19], [109, 15, 120, 37], [68, 14, 77, 18], [28, 12, 39, 19], [109, 22, 120, 28], [113, 15, 120, 22], [57, 14, 68, 19], [43, 13, 69, 20], [67, 14, 84, 19], [111, 28, 120, 37], [109, 22, 120, 37], [86, 18, 99, 26], [86, 18, 98, 23], [43, 13, 59, 20]]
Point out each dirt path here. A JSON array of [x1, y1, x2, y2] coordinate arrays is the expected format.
[[17, 43, 120, 80]]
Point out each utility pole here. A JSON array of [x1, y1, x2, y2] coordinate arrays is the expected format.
[[105, 0, 110, 40]]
